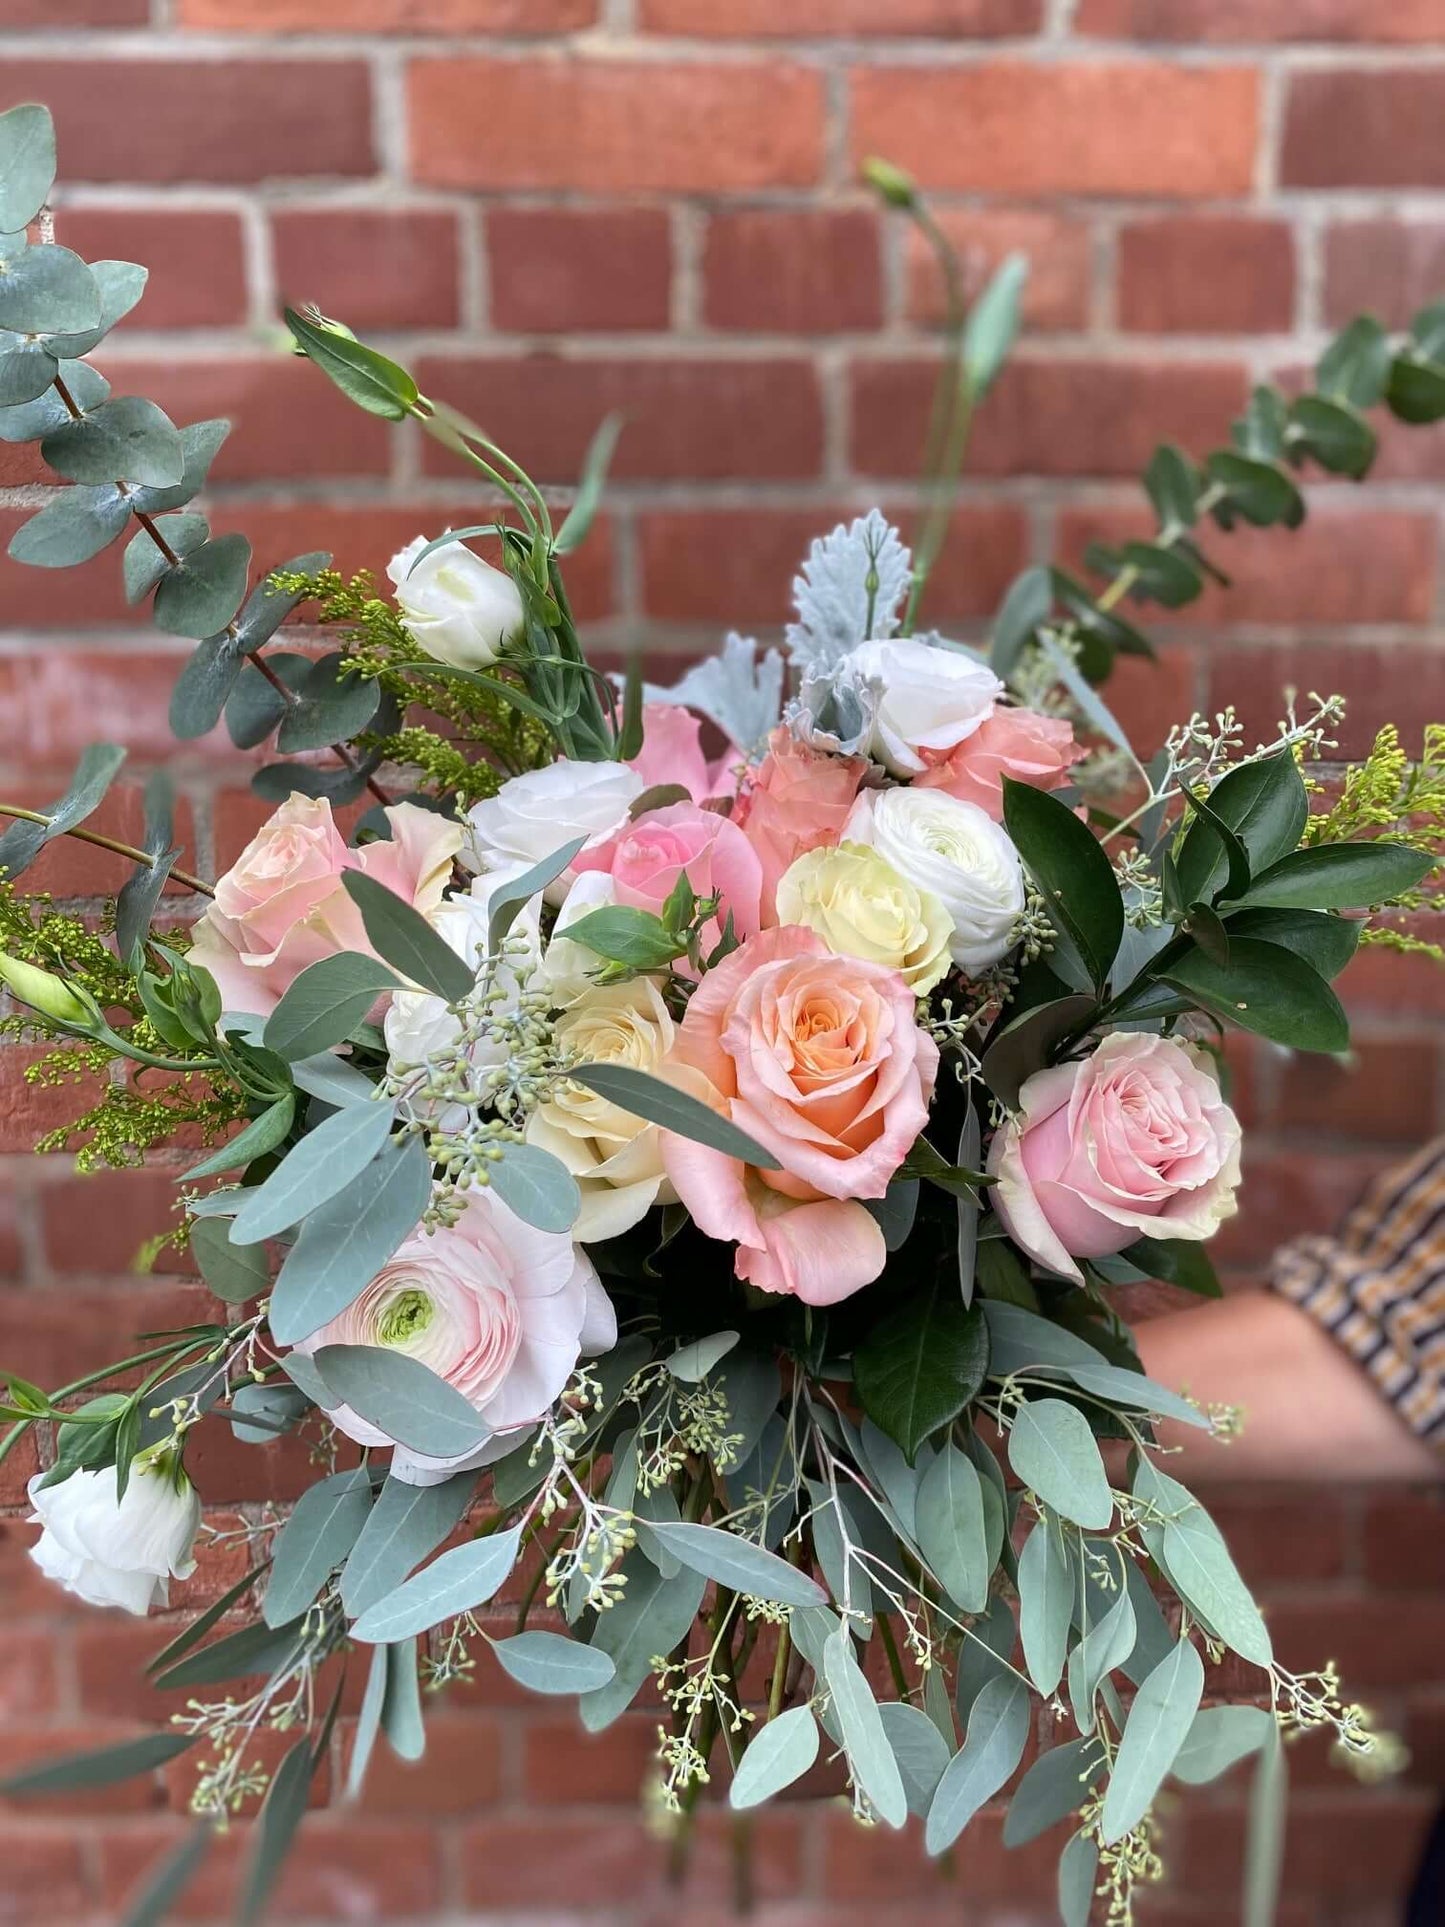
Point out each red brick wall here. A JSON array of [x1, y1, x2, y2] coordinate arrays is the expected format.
[[2, 3, 1444, 1923]]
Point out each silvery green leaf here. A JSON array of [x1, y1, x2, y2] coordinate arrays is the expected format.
[[486, 1141, 581, 1234], [1029, 1359, 1211, 1431], [275, 650, 380, 753], [824, 1629, 908, 1830], [263, 1465, 373, 1628], [729, 1707, 820, 1811], [666, 1330, 739, 1383], [787, 1602, 842, 1676], [269, 1131, 432, 1345], [279, 1349, 335, 1408], [225, 649, 310, 750], [341, 1468, 476, 1620], [1173, 1703, 1273, 1788], [23, 742, 127, 850], [858, 1418, 921, 1543], [805, 1476, 873, 1626], [131, 417, 230, 516], [169, 631, 246, 740], [228, 1380, 309, 1445], [1135, 1459, 1272, 1668], [341, 871, 476, 1003], [117, 1822, 212, 1927], [581, 1551, 707, 1731], [954, 1593, 1016, 1726], [712, 1351, 781, 1468], [1036, 633, 1134, 757], [190, 1215, 271, 1305], [1059, 1834, 1099, 1927], [1244, 1726, 1287, 1927], [567, 1061, 781, 1169], [1017, 1513, 1073, 1696], [238, 1738, 313, 1927], [181, 1094, 294, 1181], [786, 510, 912, 673], [878, 1702, 950, 1818], [1100, 1635, 1204, 1843], [1008, 1399, 1113, 1531], [488, 1631, 616, 1696], [957, 1108, 982, 1306], [725, 1412, 797, 1551], [154, 1615, 306, 1693], [42, 395, 183, 489], [313, 1344, 490, 1462], [965, 1431, 1012, 1581], [124, 513, 209, 604], [637, 1520, 826, 1608], [964, 251, 1027, 399], [347, 1645, 388, 1800], [232, 1099, 397, 1245], [1067, 1575, 1136, 1733], [0, 103, 56, 232], [264, 951, 402, 1063], [349, 1526, 521, 1644], [0, 359, 107, 440], [991, 564, 1052, 678], [915, 1443, 990, 1613], [644, 630, 784, 758], [8, 482, 131, 565], [288, 1050, 376, 1108], [0, 1729, 193, 1795], [925, 1675, 1030, 1855], [486, 836, 586, 956], [1121, 1554, 1177, 1686], [0, 339, 57, 406], [152, 532, 252, 640], [43, 259, 147, 358], [0, 245, 99, 334], [234, 549, 332, 653], [379, 1637, 425, 1760], [982, 1301, 1111, 1378], [1003, 1737, 1107, 1848]]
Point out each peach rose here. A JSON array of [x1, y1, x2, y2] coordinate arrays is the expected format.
[[190, 794, 461, 1018], [660, 926, 938, 1305], [572, 800, 764, 959], [916, 704, 1084, 820], [988, 1033, 1242, 1286], [733, 728, 868, 923]]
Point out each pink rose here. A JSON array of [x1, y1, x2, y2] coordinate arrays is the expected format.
[[293, 1186, 617, 1486], [573, 800, 764, 959], [629, 704, 738, 807], [734, 728, 868, 924], [190, 794, 462, 1018], [661, 926, 938, 1305], [988, 1033, 1243, 1286], [916, 704, 1083, 821]]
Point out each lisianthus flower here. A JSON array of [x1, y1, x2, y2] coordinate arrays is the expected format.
[[28, 1455, 200, 1616], [387, 534, 524, 672]]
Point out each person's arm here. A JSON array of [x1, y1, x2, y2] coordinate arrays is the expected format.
[[1136, 1291, 1439, 1482]]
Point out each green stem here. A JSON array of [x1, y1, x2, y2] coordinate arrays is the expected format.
[[0, 804, 214, 897], [900, 197, 974, 636], [0, 1337, 200, 1467]]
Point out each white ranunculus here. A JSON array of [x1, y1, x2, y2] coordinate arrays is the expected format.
[[463, 759, 644, 894], [28, 1457, 200, 1616], [842, 636, 1002, 778], [387, 535, 525, 672], [845, 785, 1024, 974]]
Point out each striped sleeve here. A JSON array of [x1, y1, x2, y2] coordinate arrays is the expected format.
[[1269, 1137, 1445, 1452]]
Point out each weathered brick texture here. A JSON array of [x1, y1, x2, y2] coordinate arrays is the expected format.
[[2, 2, 1444, 1922]]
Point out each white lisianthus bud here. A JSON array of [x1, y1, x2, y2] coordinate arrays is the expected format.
[[27, 1456, 200, 1616], [387, 534, 525, 672], [845, 785, 1023, 974], [842, 636, 1002, 778], [775, 841, 954, 994]]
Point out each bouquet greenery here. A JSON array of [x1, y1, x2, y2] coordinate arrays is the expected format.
[[2, 103, 1444, 1927]]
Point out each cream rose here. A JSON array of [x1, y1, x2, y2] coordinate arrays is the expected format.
[[463, 759, 644, 892], [842, 636, 1002, 778], [387, 534, 525, 671], [844, 785, 1023, 975], [988, 1033, 1243, 1286], [776, 841, 954, 994]]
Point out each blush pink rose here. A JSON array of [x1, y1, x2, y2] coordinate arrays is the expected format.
[[733, 729, 868, 924], [189, 794, 462, 1018], [629, 704, 738, 807], [573, 800, 763, 959], [915, 705, 1083, 821], [988, 1033, 1243, 1286], [660, 926, 938, 1305]]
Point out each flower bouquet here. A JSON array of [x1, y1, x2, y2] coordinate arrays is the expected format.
[[3, 102, 1445, 1927]]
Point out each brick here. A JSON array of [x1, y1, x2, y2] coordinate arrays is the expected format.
[[820, 1805, 1058, 1903], [905, 208, 1092, 333], [38, 1167, 196, 1278], [55, 208, 248, 331], [182, 1417, 322, 1505], [0, 1280, 210, 1386], [1270, 1036, 1439, 1144], [1118, 217, 1294, 335], [1210, 1144, 1397, 1268], [641, 0, 1041, 28], [1178, 1793, 1436, 1900], [0, 1826, 90, 1918], [522, 1710, 655, 1805], [1201, 1491, 1350, 1588], [1206, 641, 1445, 762], [1099, 644, 1200, 759], [850, 63, 1259, 197], [0, 650, 200, 767], [0, 0, 144, 16], [460, 1814, 666, 1907], [1406, 1696, 1445, 1786], [181, 0, 593, 23], [1325, 220, 1445, 329], [0, 62, 373, 185], [409, 59, 824, 194], [1079, 0, 1445, 36], [703, 209, 883, 335], [0, 1628, 58, 1720], [1284, 72, 1445, 188], [272, 208, 461, 333], [638, 503, 1029, 628], [851, 356, 1246, 478], [418, 355, 824, 483], [0, 783, 200, 902], [352, 1712, 502, 1814], [1056, 506, 1437, 628], [1341, 929, 1445, 1019], [1363, 1489, 1445, 1590], [488, 206, 671, 334]]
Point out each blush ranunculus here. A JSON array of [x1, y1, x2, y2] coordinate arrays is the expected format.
[[660, 926, 938, 1306], [189, 795, 461, 1019], [572, 801, 764, 960], [292, 1186, 617, 1486], [629, 704, 738, 807], [916, 704, 1084, 821], [987, 1033, 1243, 1286], [733, 727, 868, 924]]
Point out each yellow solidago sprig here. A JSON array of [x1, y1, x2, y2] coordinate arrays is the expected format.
[[1307, 723, 1445, 952]]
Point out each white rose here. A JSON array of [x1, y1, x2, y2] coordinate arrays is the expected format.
[[463, 759, 644, 891], [28, 1457, 200, 1616], [387, 534, 525, 672], [526, 978, 698, 1242], [842, 636, 1002, 778], [845, 785, 1023, 974], [541, 869, 620, 1008]]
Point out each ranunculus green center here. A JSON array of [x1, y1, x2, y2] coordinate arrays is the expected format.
[[378, 1288, 435, 1347]]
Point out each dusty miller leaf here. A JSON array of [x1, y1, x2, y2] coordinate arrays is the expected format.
[[785, 510, 912, 674]]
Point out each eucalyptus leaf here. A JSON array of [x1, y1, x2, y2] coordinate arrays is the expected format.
[[0, 339, 57, 406], [9, 483, 132, 566], [341, 871, 475, 1003], [349, 1525, 522, 1644], [341, 1468, 477, 1620], [232, 1099, 398, 1245], [152, 532, 252, 640], [486, 837, 586, 956], [485, 1141, 582, 1233], [1003, 1737, 1106, 1848], [0, 244, 99, 334], [44, 258, 148, 358], [567, 1061, 781, 1170], [42, 396, 184, 489], [228, 1381, 309, 1445], [1172, 1704, 1273, 1786], [915, 1444, 990, 1614], [124, 514, 209, 605], [263, 951, 401, 1062], [824, 1630, 908, 1830], [346, 1645, 388, 1800], [878, 1702, 951, 1818], [1017, 1513, 1073, 1696], [190, 1215, 271, 1304], [237, 1739, 313, 1927], [1007, 1399, 1113, 1531], [925, 1675, 1030, 1855], [488, 1631, 616, 1696], [181, 1096, 294, 1181], [1134, 1459, 1272, 1667], [380, 1637, 425, 1761], [637, 1519, 825, 1608], [116, 1823, 212, 1927], [313, 1344, 490, 1461], [580, 1552, 707, 1732], [991, 565, 1052, 677], [131, 417, 230, 515], [275, 651, 380, 753], [1059, 1834, 1099, 1927], [666, 1330, 740, 1384], [729, 1706, 820, 1810], [1100, 1635, 1205, 1843], [263, 1466, 373, 1628], [0, 103, 57, 232], [1244, 1728, 1288, 1927], [1066, 1575, 1136, 1733], [0, 1730, 193, 1795]]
